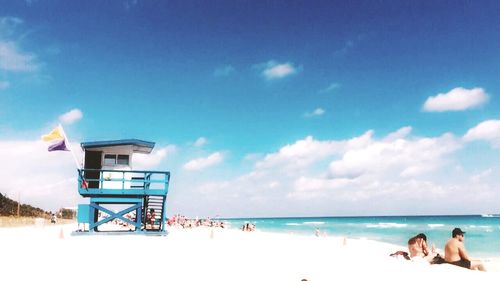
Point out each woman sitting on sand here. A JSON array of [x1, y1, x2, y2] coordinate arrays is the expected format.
[[408, 233, 442, 263], [390, 235, 430, 261], [408, 234, 427, 258]]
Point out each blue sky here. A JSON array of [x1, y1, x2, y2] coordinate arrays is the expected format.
[[1, 1, 500, 217]]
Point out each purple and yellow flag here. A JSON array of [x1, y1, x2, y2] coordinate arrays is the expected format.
[[48, 139, 69, 151], [42, 126, 69, 152], [41, 127, 64, 142]]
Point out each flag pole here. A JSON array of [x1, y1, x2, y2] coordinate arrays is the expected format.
[[58, 124, 81, 170]]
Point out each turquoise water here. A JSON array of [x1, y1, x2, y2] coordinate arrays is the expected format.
[[220, 215, 500, 258]]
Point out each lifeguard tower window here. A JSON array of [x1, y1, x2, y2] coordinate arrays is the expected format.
[[104, 154, 129, 166], [117, 155, 129, 165]]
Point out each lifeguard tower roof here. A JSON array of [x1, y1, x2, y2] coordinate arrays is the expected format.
[[81, 139, 155, 154]]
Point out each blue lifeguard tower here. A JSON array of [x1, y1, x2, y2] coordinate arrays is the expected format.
[[76, 139, 170, 234]]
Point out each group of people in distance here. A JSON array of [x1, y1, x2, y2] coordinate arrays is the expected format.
[[393, 227, 486, 271], [167, 214, 226, 229], [242, 222, 256, 232]]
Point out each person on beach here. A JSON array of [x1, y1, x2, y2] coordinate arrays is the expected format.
[[242, 223, 255, 232], [407, 233, 442, 263], [444, 228, 486, 271], [50, 213, 57, 224], [408, 233, 429, 258], [242, 223, 249, 231], [416, 233, 436, 255], [147, 209, 156, 229]]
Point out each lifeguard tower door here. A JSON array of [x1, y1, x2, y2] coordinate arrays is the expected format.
[[84, 151, 101, 189]]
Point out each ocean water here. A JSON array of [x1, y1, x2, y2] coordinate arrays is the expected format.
[[220, 215, 500, 258]]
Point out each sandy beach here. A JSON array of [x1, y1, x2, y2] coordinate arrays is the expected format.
[[1, 223, 499, 281]]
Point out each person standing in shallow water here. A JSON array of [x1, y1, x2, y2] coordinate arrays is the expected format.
[[444, 228, 486, 271]]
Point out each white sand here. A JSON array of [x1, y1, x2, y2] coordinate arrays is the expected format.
[[1, 224, 499, 281]]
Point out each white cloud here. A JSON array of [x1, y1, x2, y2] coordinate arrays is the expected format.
[[291, 176, 354, 193], [194, 137, 207, 147], [183, 127, 493, 217], [423, 87, 489, 112], [319, 83, 340, 93], [0, 17, 23, 36], [333, 34, 368, 57], [133, 145, 176, 169], [254, 131, 373, 172], [0, 80, 9, 90], [384, 126, 412, 141], [183, 152, 223, 171], [463, 119, 500, 148], [0, 139, 83, 212], [25, 0, 39, 7], [304, 107, 325, 118], [0, 17, 41, 88], [59, 109, 83, 125], [470, 168, 492, 183], [243, 153, 263, 162], [213, 65, 235, 77], [255, 136, 341, 170], [0, 137, 175, 211], [259, 60, 300, 80], [329, 132, 460, 178], [0, 41, 38, 72], [3, 124, 500, 218], [333, 40, 355, 57], [124, 0, 138, 10]]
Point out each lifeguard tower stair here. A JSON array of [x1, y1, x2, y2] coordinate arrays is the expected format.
[[75, 139, 170, 235], [144, 195, 166, 231]]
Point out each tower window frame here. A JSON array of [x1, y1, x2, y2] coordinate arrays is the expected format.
[[103, 154, 130, 166]]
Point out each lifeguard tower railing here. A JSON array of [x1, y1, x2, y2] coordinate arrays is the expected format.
[[77, 169, 170, 233]]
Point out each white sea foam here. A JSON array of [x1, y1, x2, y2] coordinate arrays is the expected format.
[[481, 214, 500, 218], [365, 223, 408, 229], [285, 223, 302, 226], [467, 225, 493, 231], [303, 221, 325, 225], [428, 224, 444, 228]]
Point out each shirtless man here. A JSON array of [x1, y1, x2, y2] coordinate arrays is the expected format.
[[444, 228, 486, 271]]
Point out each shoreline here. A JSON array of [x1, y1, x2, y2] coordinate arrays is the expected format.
[[1, 223, 499, 280], [218, 215, 500, 259]]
